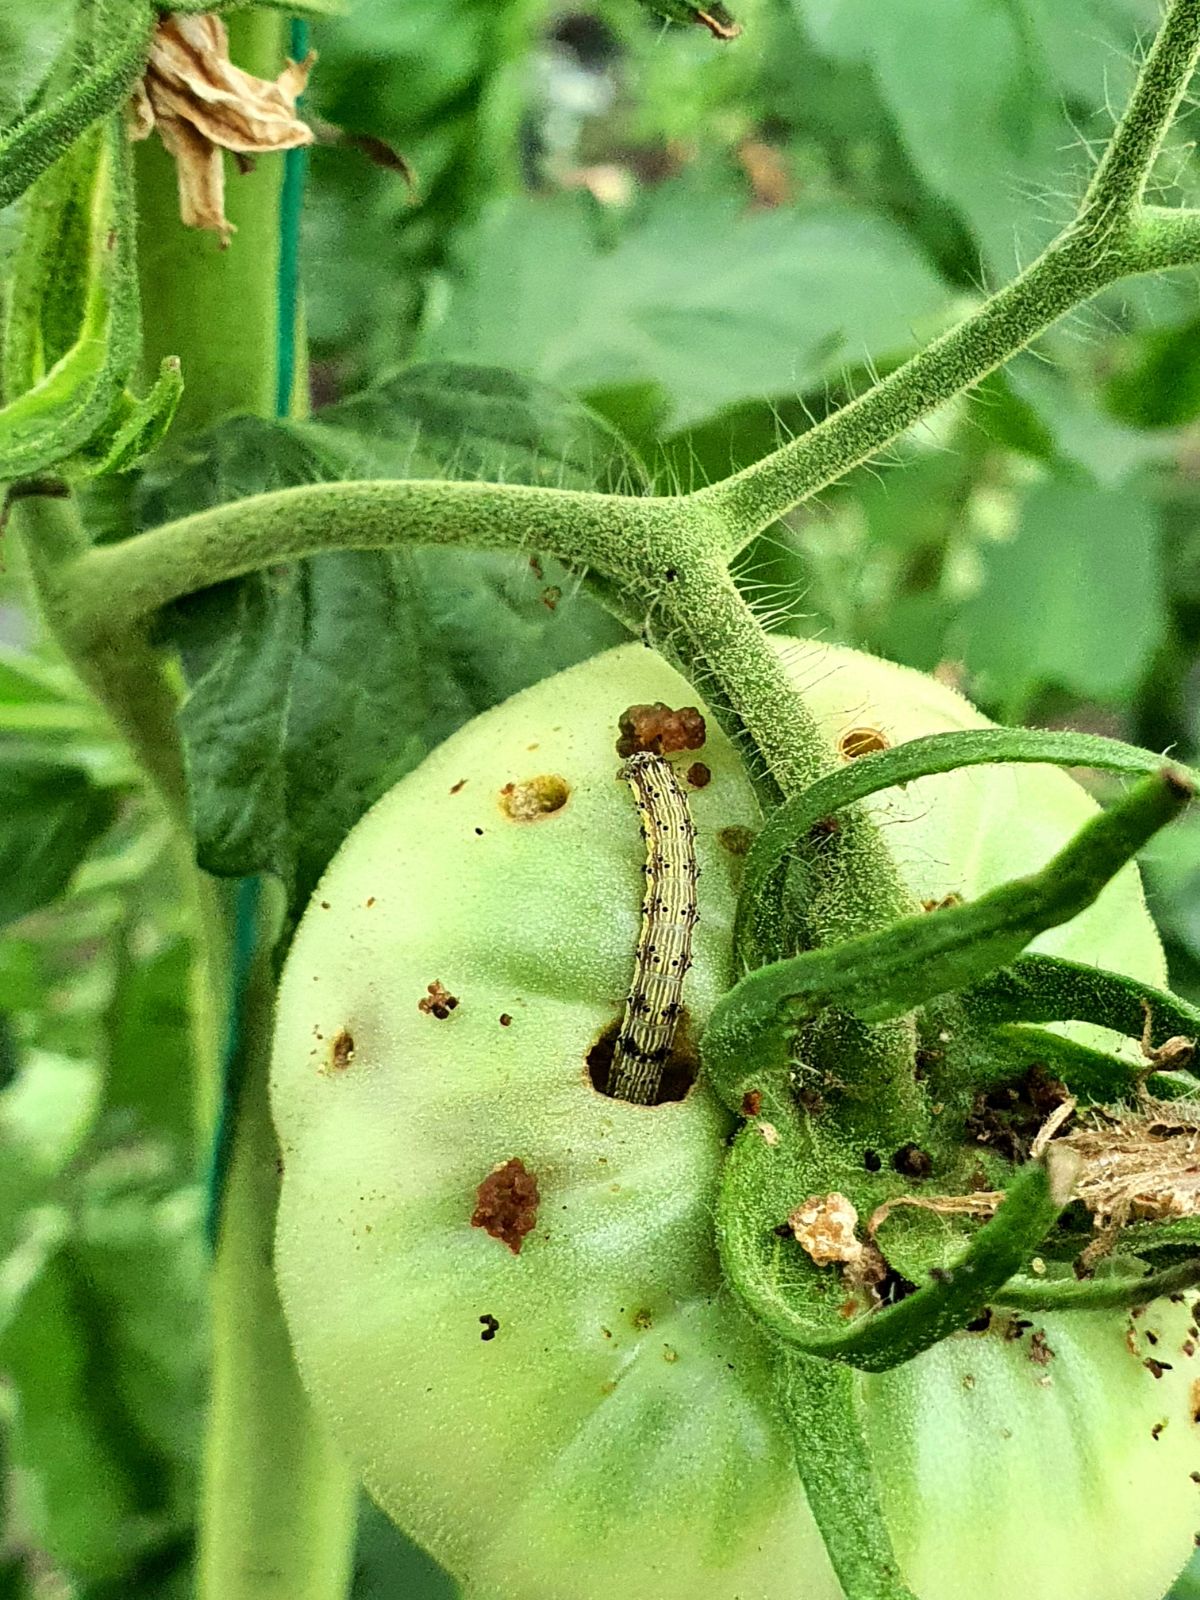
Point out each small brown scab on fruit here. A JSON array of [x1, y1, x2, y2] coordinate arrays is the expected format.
[[1028, 1330, 1055, 1367], [500, 775, 571, 821], [1192, 1379, 1200, 1423], [741, 1089, 763, 1117], [499, 1013, 513, 1027], [718, 824, 754, 856], [1145, 1357, 1173, 1380], [471, 1158, 540, 1254], [686, 762, 712, 789], [449, 778, 467, 795], [615, 702, 706, 758], [838, 726, 890, 760], [329, 1029, 355, 1071], [418, 981, 459, 1019]]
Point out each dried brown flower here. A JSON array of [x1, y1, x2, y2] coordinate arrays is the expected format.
[[129, 14, 314, 245]]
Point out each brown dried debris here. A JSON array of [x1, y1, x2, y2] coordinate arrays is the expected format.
[[418, 980, 459, 1019], [128, 14, 314, 245], [788, 1192, 865, 1267], [616, 702, 706, 758], [471, 1158, 540, 1254]]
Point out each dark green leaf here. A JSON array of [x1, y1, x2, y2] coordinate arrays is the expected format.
[[0, 752, 117, 929], [418, 189, 953, 428], [961, 476, 1166, 708], [140, 364, 638, 913]]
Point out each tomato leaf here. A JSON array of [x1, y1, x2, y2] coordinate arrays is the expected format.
[[417, 189, 953, 429], [961, 476, 1167, 709], [0, 752, 118, 930], [142, 364, 639, 914]]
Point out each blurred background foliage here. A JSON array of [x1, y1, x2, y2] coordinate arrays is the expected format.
[[4, 0, 1200, 1594]]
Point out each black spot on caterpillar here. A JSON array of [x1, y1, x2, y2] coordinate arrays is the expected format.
[[607, 753, 699, 1105]]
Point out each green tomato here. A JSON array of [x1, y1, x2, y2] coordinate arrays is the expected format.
[[271, 640, 1199, 1600]]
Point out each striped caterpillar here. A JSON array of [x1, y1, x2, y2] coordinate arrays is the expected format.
[[607, 753, 700, 1105]]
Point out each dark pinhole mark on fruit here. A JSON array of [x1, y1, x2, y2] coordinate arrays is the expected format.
[[500, 775, 570, 821], [686, 762, 711, 789], [892, 1143, 933, 1179], [838, 726, 890, 760], [450, 778, 467, 794], [664, 568, 677, 581], [418, 981, 459, 1019], [471, 1158, 540, 1254], [586, 1013, 697, 1105], [718, 824, 754, 857], [499, 1013, 513, 1027], [329, 1029, 355, 1071], [616, 702, 706, 758], [479, 1314, 500, 1341], [863, 1148, 882, 1173], [966, 1309, 992, 1333], [1152, 1421, 1166, 1440]]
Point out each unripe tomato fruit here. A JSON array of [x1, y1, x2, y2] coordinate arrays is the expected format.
[[271, 640, 1199, 1600]]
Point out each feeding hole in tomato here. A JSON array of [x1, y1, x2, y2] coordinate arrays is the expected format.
[[586, 1014, 698, 1105], [329, 1029, 355, 1071], [499, 774, 571, 820], [838, 725, 890, 760]]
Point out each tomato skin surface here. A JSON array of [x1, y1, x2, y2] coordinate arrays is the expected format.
[[271, 639, 1199, 1600]]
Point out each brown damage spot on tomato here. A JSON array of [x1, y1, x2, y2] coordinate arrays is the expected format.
[[329, 1029, 355, 1072], [686, 761, 712, 788], [449, 778, 467, 795], [586, 1012, 697, 1105], [419, 980, 459, 1019], [1192, 1378, 1200, 1423], [615, 701, 706, 758], [718, 824, 754, 856], [499, 774, 571, 821], [471, 1158, 540, 1254], [838, 725, 890, 760], [741, 1089, 763, 1117], [499, 1013, 513, 1027]]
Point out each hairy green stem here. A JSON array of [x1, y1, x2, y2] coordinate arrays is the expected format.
[[1079, 0, 1200, 225]]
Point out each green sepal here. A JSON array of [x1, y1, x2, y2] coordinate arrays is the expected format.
[[0, 116, 167, 481], [965, 951, 1200, 1050], [720, 1122, 1074, 1370], [0, 2, 154, 212], [704, 768, 1192, 1111], [81, 359, 184, 477], [999, 1256, 1200, 1310], [777, 1355, 918, 1600], [735, 726, 1198, 969], [978, 1020, 1198, 1105]]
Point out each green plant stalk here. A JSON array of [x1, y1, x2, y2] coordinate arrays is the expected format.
[[198, 889, 355, 1600], [15, 12, 357, 1597], [134, 15, 357, 1599], [134, 14, 283, 431]]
